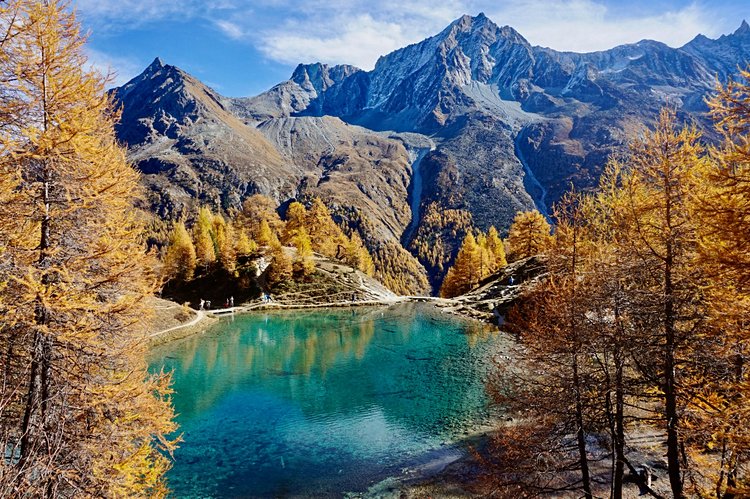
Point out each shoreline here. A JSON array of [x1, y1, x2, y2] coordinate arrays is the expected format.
[[147, 295, 478, 346]]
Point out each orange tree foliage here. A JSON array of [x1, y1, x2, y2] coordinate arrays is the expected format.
[[193, 206, 216, 270], [238, 194, 284, 241], [292, 227, 315, 277], [162, 221, 196, 283], [0, 1, 177, 496], [506, 209, 552, 261], [687, 68, 750, 498], [492, 107, 750, 497], [440, 227, 508, 298], [440, 232, 481, 298]]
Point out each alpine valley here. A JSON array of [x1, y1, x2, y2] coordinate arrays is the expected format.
[[112, 13, 750, 294]]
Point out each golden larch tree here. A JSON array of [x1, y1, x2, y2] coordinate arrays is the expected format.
[[282, 201, 307, 245], [604, 109, 707, 498], [440, 232, 481, 298], [506, 210, 552, 261], [485, 226, 507, 270], [0, 1, 177, 496], [193, 206, 216, 271], [212, 212, 236, 272], [267, 238, 293, 285], [292, 227, 316, 277], [306, 198, 348, 257], [163, 221, 196, 283], [239, 194, 284, 241], [689, 67, 750, 497], [234, 225, 257, 258], [256, 218, 275, 247]]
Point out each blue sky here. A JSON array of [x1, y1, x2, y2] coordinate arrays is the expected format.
[[77, 0, 749, 97]]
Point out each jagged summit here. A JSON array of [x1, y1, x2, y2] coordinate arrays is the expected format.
[[149, 56, 165, 69], [736, 19, 750, 35]]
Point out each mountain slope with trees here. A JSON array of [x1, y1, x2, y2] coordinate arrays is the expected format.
[[112, 14, 750, 294]]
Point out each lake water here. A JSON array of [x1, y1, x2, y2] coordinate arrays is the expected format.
[[149, 303, 502, 498]]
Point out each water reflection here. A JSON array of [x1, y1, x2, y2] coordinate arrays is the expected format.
[[149, 304, 501, 497]]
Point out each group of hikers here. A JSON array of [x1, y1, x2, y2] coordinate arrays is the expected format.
[[198, 296, 234, 310], [197, 293, 274, 310]]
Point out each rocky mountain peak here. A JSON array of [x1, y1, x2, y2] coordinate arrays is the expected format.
[[443, 13, 526, 46], [148, 56, 165, 70], [735, 20, 750, 36], [453, 12, 491, 31], [111, 58, 231, 147], [290, 62, 362, 96]]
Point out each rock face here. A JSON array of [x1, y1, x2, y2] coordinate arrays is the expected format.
[[112, 15, 750, 294], [113, 58, 291, 219]]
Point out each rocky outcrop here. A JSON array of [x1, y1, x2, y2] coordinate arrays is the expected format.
[[439, 257, 546, 323]]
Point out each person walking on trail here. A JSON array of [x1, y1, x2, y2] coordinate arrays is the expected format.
[[509, 276, 515, 285], [230, 296, 234, 307], [199, 299, 204, 310]]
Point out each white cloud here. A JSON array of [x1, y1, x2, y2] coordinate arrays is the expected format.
[[73, 0, 237, 30], [260, 14, 423, 69], [486, 1, 722, 52], [215, 20, 244, 40]]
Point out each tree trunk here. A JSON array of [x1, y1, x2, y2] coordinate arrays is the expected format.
[[573, 353, 593, 499], [613, 347, 625, 499], [664, 240, 684, 498], [19, 171, 53, 492]]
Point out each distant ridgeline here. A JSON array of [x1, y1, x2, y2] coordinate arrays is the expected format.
[[112, 15, 750, 294]]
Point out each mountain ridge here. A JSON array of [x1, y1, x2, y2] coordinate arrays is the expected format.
[[112, 14, 750, 294]]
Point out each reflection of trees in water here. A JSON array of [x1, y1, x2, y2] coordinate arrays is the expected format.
[[151, 305, 499, 433]]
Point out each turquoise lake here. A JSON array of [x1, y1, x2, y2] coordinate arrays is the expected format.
[[149, 303, 502, 498]]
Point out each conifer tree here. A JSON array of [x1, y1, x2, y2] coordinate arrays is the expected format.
[[506, 210, 552, 261], [689, 68, 750, 497], [267, 238, 293, 285], [257, 219, 274, 247], [475, 232, 493, 279], [282, 201, 307, 245], [485, 226, 507, 270], [306, 198, 348, 257], [292, 227, 316, 277], [0, 2, 177, 495], [493, 198, 598, 497], [163, 221, 196, 282], [440, 232, 481, 298], [345, 232, 375, 276], [193, 206, 216, 271], [602, 109, 706, 498], [234, 226, 257, 258], [239, 194, 284, 240], [212, 212, 236, 272]]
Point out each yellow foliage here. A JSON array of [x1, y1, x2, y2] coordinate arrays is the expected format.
[[193, 206, 216, 270], [282, 201, 307, 245], [440, 232, 482, 298], [0, 2, 177, 495], [506, 210, 552, 261], [292, 227, 316, 276], [162, 221, 196, 283]]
